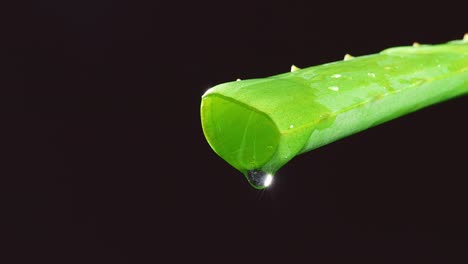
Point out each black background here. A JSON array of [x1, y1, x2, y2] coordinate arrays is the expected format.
[[4, 1, 468, 263]]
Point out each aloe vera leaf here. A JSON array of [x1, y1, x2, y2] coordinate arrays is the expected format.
[[201, 37, 468, 189]]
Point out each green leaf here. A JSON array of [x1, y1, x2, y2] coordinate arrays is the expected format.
[[201, 37, 468, 189]]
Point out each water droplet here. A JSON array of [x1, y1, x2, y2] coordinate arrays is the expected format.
[[247, 170, 273, 189], [437, 64, 442, 68], [368, 72, 376, 77], [302, 72, 315, 79], [412, 42, 420, 47], [328, 86, 339, 91], [384, 66, 392, 70], [289, 124, 294, 129], [331, 74, 342, 78]]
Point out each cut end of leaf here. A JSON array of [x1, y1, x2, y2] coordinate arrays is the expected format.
[[201, 94, 280, 174]]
